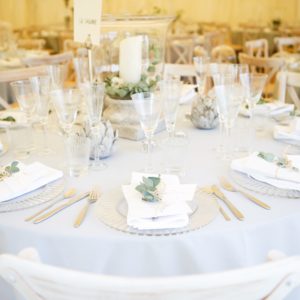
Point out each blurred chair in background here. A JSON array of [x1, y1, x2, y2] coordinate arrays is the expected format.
[[274, 37, 300, 53], [239, 52, 285, 98], [17, 39, 46, 50], [211, 45, 237, 63], [245, 39, 269, 58]]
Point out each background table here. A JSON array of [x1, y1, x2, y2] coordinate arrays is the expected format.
[[1, 106, 300, 299]]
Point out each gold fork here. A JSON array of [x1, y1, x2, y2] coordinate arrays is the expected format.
[[201, 186, 231, 221], [73, 190, 98, 228]]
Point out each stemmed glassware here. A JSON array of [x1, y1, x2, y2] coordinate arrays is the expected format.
[[30, 75, 52, 155], [239, 73, 268, 119], [47, 64, 67, 89], [10, 80, 36, 155], [213, 73, 245, 160], [159, 78, 181, 137], [81, 81, 106, 170], [131, 92, 162, 172], [50, 88, 81, 136]]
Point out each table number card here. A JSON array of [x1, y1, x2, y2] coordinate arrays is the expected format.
[[74, 0, 102, 45]]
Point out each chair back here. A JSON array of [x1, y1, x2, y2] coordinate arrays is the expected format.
[[211, 45, 237, 63], [1, 249, 300, 300], [274, 37, 300, 53], [239, 53, 285, 95], [22, 51, 73, 67], [245, 39, 269, 58], [277, 71, 300, 109], [166, 36, 195, 64], [17, 39, 46, 50], [0, 66, 48, 83]]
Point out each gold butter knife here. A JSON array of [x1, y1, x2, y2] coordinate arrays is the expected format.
[[33, 192, 89, 224], [211, 185, 244, 221]]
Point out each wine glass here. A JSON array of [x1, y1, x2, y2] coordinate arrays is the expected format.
[[30, 75, 52, 155], [213, 74, 245, 160], [131, 92, 162, 172], [10, 80, 36, 155], [159, 78, 181, 137], [73, 57, 91, 89], [81, 81, 106, 170], [50, 88, 81, 136]]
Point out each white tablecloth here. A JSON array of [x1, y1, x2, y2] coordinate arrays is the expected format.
[[1, 107, 300, 299]]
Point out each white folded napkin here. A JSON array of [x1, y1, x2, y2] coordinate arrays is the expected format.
[[0, 162, 63, 202], [231, 152, 300, 191], [274, 118, 300, 143], [0, 138, 3, 153], [240, 101, 294, 118], [122, 172, 196, 230], [180, 84, 197, 104], [0, 110, 27, 127]]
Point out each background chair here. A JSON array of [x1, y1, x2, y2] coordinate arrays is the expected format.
[[1, 248, 300, 300], [274, 37, 300, 53], [245, 39, 269, 58], [239, 53, 285, 97], [277, 71, 300, 109], [17, 39, 46, 50], [211, 45, 237, 63]]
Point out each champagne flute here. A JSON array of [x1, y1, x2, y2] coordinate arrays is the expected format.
[[131, 92, 162, 172], [239, 73, 268, 139], [30, 75, 52, 155], [10, 80, 36, 155], [213, 73, 245, 160], [81, 81, 106, 170], [159, 78, 181, 137]]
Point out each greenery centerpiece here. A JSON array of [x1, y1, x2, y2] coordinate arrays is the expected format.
[[99, 15, 174, 140]]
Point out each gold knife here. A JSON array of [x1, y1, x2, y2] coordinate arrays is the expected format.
[[211, 185, 244, 221], [239, 190, 271, 210], [33, 192, 89, 224]]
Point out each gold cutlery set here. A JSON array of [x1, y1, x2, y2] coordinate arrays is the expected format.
[[25, 189, 99, 227], [202, 177, 270, 221]]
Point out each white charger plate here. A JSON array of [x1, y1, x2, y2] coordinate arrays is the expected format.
[[0, 178, 64, 213], [95, 188, 219, 236]]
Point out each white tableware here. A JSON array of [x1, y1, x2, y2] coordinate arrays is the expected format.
[[95, 187, 219, 236]]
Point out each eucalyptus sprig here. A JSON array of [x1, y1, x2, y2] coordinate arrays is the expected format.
[[104, 74, 159, 100], [0, 161, 20, 181], [135, 176, 163, 202], [257, 152, 299, 172], [0, 116, 16, 122]]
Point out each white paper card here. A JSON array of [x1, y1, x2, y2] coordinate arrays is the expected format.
[[74, 0, 102, 45]]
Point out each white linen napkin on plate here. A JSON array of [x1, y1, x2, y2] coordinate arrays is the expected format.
[[122, 172, 196, 230], [274, 118, 300, 143], [240, 101, 294, 118], [231, 152, 300, 190], [0, 162, 63, 202], [180, 85, 197, 105]]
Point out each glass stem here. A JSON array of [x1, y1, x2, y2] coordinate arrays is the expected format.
[[146, 135, 153, 172]]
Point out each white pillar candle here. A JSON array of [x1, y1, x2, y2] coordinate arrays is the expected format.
[[119, 36, 143, 84]]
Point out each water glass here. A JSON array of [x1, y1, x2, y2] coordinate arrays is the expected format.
[[65, 134, 91, 177], [162, 131, 189, 176], [47, 64, 68, 90], [159, 78, 181, 136]]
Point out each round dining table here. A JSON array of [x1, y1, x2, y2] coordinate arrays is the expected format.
[[1, 105, 300, 300]]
